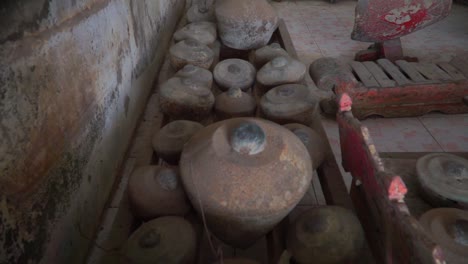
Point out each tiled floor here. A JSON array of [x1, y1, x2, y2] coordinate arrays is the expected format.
[[273, 0, 468, 190]]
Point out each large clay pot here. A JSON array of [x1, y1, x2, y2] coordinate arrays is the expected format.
[[174, 22, 217, 47], [152, 120, 204, 164], [169, 39, 214, 70], [215, 0, 279, 50], [128, 166, 190, 220], [287, 206, 365, 264], [180, 118, 312, 248], [159, 76, 215, 120], [260, 84, 317, 125], [257, 56, 307, 92], [215, 87, 256, 120], [213, 59, 256, 91], [175, 64, 213, 92], [284, 123, 326, 170], [252, 43, 289, 68], [123, 216, 196, 264], [420, 208, 468, 264]]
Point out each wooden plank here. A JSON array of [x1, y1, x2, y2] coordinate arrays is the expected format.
[[395, 60, 427, 82], [438, 62, 466, 80], [412, 62, 452, 81], [362, 61, 396, 87], [350, 61, 380, 87], [450, 56, 468, 78], [376, 59, 411, 85]]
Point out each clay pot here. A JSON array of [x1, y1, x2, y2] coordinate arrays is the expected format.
[[213, 59, 256, 91], [169, 39, 214, 70], [287, 206, 365, 264], [152, 120, 204, 164], [215, 0, 279, 50], [128, 166, 190, 220], [257, 56, 307, 92], [416, 153, 468, 207], [284, 123, 326, 170], [180, 118, 312, 248], [260, 84, 317, 125], [174, 22, 217, 47], [213, 258, 260, 264], [420, 208, 468, 264], [187, 2, 216, 23], [309, 57, 357, 91], [175, 64, 213, 89], [159, 77, 215, 120], [252, 43, 290, 68], [215, 87, 256, 119], [123, 216, 196, 264]]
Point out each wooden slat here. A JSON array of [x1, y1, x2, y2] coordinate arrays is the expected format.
[[449, 56, 468, 78], [376, 59, 411, 85], [437, 62, 466, 81], [350, 61, 380, 87], [412, 62, 452, 81], [363, 61, 396, 87], [395, 60, 427, 82]]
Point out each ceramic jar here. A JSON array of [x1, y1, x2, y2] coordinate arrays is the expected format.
[[169, 39, 214, 70], [252, 43, 289, 68], [284, 123, 326, 170], [215, 87, 256, 119], [213, 59, 256, 91], [174, 22, 217, 47], [175, 64, 213, 90], [257, 56, 307, 92]]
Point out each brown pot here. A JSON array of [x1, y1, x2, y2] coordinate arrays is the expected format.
[[123, 216, 196, 264], [213, 59, 256, 91], [180, 118, 312, 248], [287, 206, 365, 264], [260, 84, 317, 125], [284, 123, 326, 170], [169, 39, 214, 70], [256, 56, 306, 93], [174, 22, 217, 47], [128, 166, 191, 220], [253, 43, 290, 68], [215, 87, 256, 120]]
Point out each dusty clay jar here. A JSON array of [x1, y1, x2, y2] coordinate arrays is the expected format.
[[260, 84, 317, 125], [287, 206, 365, 264], [152, 120, 204, 164], [159, 77, 214, 120], [284, 123, 326, 170], [123, 216, 197, 264], [253, 43, 290, 68], [187, 2, 216, 23], [175, 64, 213, 89], [213, 259, 260, 264], [257, 56, 307, 92], [215, 87, 256, 119], [128, 166, 190, 220], [215, 0, 279, 50], [213, 59, 256, 91], [420, 208, 468, 264], [180, 118, 312, 248], [174, 22, 217, 47], [169, 39, 214, 70]]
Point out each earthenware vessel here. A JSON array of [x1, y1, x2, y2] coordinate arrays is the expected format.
[[213, 59, 256, 91], [252, 43, 289, 68], [175, 64, 213, 90], [215, 87, 256, 120], [174, 22, 217, 47], [284, 123, 326, 170], [169, 39, 214, 70], [187, 1, 216, 23]]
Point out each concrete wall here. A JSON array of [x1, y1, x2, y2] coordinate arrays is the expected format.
[[0, 0, 184, 263]]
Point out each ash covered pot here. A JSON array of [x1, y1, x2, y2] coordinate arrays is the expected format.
[[180, 118, 312, 248], [174, 22, 217, 47], [252, 43, 290, 68], [284, 123, 326, 170], [257, 56, 307, 92], [169, 39, 214, 70], [260, 84, 317, 125], [123, 216, 196, 264], [175, 64, 213, 90], [215, 0, 279, 50], [128, 166, 190, 220], [287, 206, 365, 264], [215, 87, 256, 119], [159, 76, 214, 120], [213, 59, 256, 91], [152, 120, 204, 164], [187, 1, 216, 23]]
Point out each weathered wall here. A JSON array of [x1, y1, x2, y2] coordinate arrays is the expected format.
[[0, 0, 184, 263]]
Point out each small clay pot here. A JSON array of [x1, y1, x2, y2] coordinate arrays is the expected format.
[[213, 59, 256, 91], [169, 39, 214, 70], [175, 64, 213, 89], [123, 216, 197, 264], [260, 84, 317, 125], [253, 43, 290, 68], [287, 206, 365, 264], [215, 87, 256, 119], [213, 258, 260, 264], [284, 123, 326, 170], [215, 0, 279, 50], [187, 2, 216, 23], [152, 120, 204, 164], [257, 56, 307, 93], [128, 166, 190, 220], [159, 77, 215, 120], [309, 57, 357, 91], [174, 22, 217, 47], [420, 208, 468, 264]]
